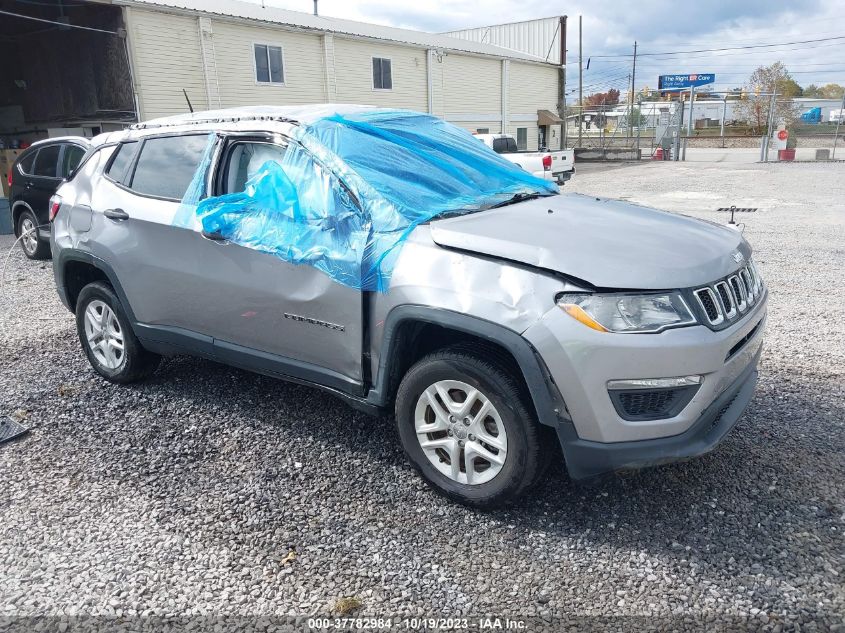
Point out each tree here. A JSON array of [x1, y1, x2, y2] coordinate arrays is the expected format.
[[733, 62, 799, 133], [803, 83, 844, 99], [584, 88, 620, 107]]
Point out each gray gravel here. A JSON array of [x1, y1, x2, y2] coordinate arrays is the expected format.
[[1, 160, 843, 631]]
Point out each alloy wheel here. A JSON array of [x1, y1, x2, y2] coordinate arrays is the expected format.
[[20, 217, 38, 255], [413, 379, 508, 485], [84, 300, 125, 370]]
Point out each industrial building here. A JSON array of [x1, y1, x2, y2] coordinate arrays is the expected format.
[[0, 0, 566, 152]]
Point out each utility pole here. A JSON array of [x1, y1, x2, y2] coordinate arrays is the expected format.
[[720, 93, 728, 147], [628, 41, 637, 140], [762, 91, 777, 162], [682, 86, 695, 161], [626, 73, 632, 142], [578, 15, 583, 148], [832, 90, 845, 159]]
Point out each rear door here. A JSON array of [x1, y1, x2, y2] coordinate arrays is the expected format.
[[86, 133, 219, 355]]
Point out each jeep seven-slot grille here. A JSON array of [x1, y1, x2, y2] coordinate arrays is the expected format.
[[693, 263, 762, 328]]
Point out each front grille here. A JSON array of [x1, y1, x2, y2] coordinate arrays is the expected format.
[[692, 262, 763, 329], [694, 288, 722, 324]]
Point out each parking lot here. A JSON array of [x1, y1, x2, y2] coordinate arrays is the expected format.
[[1, 159, 843, 630]]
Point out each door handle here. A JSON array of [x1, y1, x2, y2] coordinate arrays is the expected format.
[[103, 208, 129, 221], [201, 229, 227, 242]]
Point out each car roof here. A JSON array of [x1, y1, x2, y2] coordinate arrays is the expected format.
[[26, 136, 91, 149], [131, 104, 379, 131]]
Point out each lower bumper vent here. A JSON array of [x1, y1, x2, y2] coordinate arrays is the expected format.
[[609, 385, 700, 421]]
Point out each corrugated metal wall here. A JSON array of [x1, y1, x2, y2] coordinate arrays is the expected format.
[[443, 17, 562, 65]]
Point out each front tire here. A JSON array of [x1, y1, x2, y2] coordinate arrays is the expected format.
[[75, 281, 160, 383], [395, 347, 546, 508], [16, 209, 50, 260]]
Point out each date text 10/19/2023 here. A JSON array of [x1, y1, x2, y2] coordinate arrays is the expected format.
[[308, 617, 527, 630]]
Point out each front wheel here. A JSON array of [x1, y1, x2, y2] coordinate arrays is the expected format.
[[395, 347, 546, 508]]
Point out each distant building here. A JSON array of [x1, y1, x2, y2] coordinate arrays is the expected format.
[[0, 0, 565, 151]]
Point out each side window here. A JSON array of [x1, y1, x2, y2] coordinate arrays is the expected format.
[[516, 127, 528, 151], [254, 44, 284, 84], [33, 145, 61, 177], [130, 135, 209, 200], [222, 141, 288, 194], [17, 152, 36, 175], [106, 141, 140, 185], [60, 145, 86, 178], [372, 57, 392, 90], [492, 137, 516, 154]]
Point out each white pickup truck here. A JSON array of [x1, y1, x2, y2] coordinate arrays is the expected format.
[[474, 133, 575, 185]]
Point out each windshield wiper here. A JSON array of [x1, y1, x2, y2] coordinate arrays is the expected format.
[[489, 192, 543, 209]]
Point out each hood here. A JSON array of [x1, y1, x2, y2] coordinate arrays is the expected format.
[[429, 193, 751, 290]]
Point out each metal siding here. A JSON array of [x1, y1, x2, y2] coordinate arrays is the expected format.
[[332, 38, 428, 110], [128, 8, 208, 118], [211, 20, 327, 106], [120, 0, 551, 63], [443, 17, 562, 64], [442, 55, 501, 116]]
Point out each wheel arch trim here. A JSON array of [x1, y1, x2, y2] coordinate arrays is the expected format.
[[55, 248, 139, 325], [368, 305, 568, 428]]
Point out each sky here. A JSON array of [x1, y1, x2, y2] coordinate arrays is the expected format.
[[255, 0, 845, 98]]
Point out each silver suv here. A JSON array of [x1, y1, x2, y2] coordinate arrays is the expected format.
[[51, 106, 767, 507]]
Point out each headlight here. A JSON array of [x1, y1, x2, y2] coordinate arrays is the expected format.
[[557, 292, 697, 333]]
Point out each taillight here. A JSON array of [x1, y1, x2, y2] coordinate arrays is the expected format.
[[542, 155, 552, 170], [49, 195, 62, 222], [6, 167, 12, 188]]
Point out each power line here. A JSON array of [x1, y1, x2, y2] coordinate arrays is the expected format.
[[589, 34, 845, 59], [0, 8, 120, 34]]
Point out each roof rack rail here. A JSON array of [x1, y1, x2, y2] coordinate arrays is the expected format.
[[131, 115, 298, 131]]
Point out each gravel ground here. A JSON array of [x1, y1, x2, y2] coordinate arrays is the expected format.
[[1, 160, 843, 632]]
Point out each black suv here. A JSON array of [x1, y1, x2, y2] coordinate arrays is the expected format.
[[8, 137, 89, 259]]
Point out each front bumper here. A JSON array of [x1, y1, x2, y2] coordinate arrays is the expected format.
[[524, 289, 766, 479], [556, 348, 759, 480]]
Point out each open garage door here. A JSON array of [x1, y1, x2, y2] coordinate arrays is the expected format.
[[0, 0, 136, 150]]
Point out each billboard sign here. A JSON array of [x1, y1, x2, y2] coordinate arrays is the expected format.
[[658, 74, 716, 91]]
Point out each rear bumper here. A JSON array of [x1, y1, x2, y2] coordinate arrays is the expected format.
[[556, 347, 760, 480]]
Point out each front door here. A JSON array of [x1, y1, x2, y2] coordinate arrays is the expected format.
[[187, 136, 364, 388]]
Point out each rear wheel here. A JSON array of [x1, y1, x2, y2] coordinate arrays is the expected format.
[[16, 209, 50, 260], [75, 281, 160, 383], [395, 347, 546, 508]]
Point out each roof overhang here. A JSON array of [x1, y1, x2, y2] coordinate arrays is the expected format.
[[537, 109, 563, 125]]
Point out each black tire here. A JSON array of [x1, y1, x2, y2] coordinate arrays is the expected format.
[[75, 281, 160, 383], [395, 347, 547, 508], [16, 208, 50, 260]]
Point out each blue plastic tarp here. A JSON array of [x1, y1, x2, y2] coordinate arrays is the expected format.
[[179, 109, 558, 291]]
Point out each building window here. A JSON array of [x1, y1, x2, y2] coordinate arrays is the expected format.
[[372, 57, 392, 90], [516, 127, 528, 151], [254, 44, 284, 84]]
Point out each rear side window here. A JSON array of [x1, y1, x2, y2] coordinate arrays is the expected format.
[[106, 141, 139, 185], [130, 135, 209, 200], [33, 145, 61, 177], [60, 145, 86, 178], [492, 137, 517, 154], [17, 152, 36, 175]]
